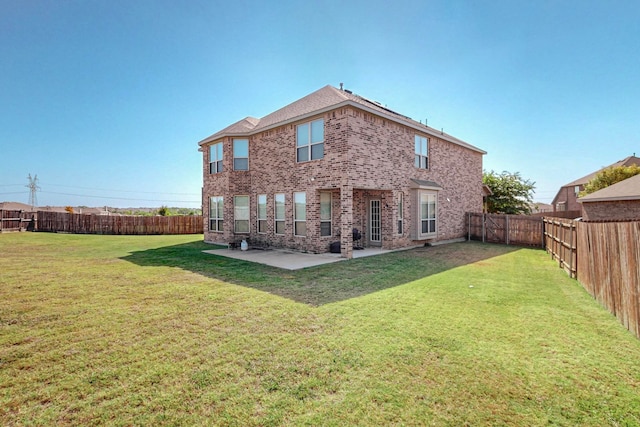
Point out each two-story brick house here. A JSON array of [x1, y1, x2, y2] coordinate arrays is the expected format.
[[552, 155, 640, 214], [198, 85, 486, 259]]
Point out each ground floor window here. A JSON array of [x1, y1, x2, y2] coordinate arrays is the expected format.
[[275, 193, 285, 235], [320, 192, 332, 236], [294, 191, 306, 236], [209, 196, 223, 232], [257, 194, 267, 233], [420, 192, 437, 235], [234, 195, 249, 233], [397, 192, 404, 235], [412, 189, 437, 239]]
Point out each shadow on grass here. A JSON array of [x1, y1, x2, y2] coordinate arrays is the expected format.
[[121, 241, 521, 306]]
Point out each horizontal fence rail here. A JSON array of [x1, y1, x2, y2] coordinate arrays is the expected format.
[[543, 217, 577, 278], [0, 209, 36, 232], [36, 211, 203, 235]]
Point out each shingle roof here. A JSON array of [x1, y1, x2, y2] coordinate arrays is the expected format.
[[578, 173, 640, 202], [562, 156, 640, 187], [198, 85, 486, 154], [410, 179, 443, 189]]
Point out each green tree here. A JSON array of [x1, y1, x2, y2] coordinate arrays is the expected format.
[[581, 164, 640, 196], [157, 206, 171, 216], [483, 170, 536, 215]]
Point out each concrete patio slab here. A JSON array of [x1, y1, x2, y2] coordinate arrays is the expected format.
[[202, 245, 426, 270], [202, 248, 343, 270]]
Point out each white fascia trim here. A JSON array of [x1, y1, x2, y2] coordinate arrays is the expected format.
[[579, 195, 640, 203]]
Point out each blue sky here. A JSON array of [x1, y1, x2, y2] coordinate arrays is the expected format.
[[1, 0, 639, 208]]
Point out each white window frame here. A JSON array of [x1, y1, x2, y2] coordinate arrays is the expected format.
[[233, 139, 249, 171], [320, 192, 332, 237], [257, 194, 267, 234], [274, 193, 285, 235], [415, 135, 429, 169], [209, 142, 223, 174], [209, 196, 223, 232], [234, 195, 250, 233], [417, 191, 437, 239], [296, 119, 324, 162], [294, 191, 306, 237]]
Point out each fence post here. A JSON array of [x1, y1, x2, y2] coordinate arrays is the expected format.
[[506, 215, 510, 245], [482, 213, 486, 242]]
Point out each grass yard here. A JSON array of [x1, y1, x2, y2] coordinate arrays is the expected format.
[[1, 233, 640, 426]]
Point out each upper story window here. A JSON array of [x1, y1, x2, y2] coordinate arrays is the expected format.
[[209, 142, 223, 174], [296, 119, 324, 162], [415, 135, 429, 169], [233, 139, 249, 171]]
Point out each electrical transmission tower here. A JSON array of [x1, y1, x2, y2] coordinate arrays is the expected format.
[[26, 174, 40, 209]]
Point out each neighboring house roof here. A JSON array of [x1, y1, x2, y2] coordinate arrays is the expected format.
[[578, 173, 640, 202], [551, 155, 640, 205], [198, 85, 486, 155], [0, 201, 34, 211], [564, 156, 640, 188]]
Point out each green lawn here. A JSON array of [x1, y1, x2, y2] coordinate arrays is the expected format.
[[1, 233, 639, 426]]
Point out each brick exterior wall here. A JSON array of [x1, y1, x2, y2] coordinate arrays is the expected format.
[[202, 106, 483, 256], [553, 185, 584, 212], [581, 200, 640, 221]]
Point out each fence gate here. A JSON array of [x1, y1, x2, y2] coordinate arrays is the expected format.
[[467, 213, 544, 248], [484, 214, 506, 244]]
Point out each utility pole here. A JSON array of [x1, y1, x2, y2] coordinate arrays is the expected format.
[[26, 174, 40, 209]]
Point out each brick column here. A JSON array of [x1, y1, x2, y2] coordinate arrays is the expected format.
[[340, 185, 353, 259]]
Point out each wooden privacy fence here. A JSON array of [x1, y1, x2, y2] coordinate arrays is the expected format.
[[576, 221, 640, 339], [543, 217, 577, 278], [544, 217, 640, 340], [467, 213, 544, 247], [36, 211, 203, 235], [0, 209, 36, 232]]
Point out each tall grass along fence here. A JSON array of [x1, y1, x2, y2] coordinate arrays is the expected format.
[[545, 217, 640, 339], [467, 213, 544, 247], [36, 211, 203, 235], [0, 209, 36, 232]]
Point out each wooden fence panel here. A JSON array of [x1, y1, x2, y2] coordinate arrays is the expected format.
[[543, 217, 577, 278], [577, 221, 640, 338], [35, 211, 203, 235], [467, 213, 544, 247], [0, 210, 36, 232]]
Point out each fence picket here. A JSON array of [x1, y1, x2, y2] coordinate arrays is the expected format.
[[35, 211, 203, 235]]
